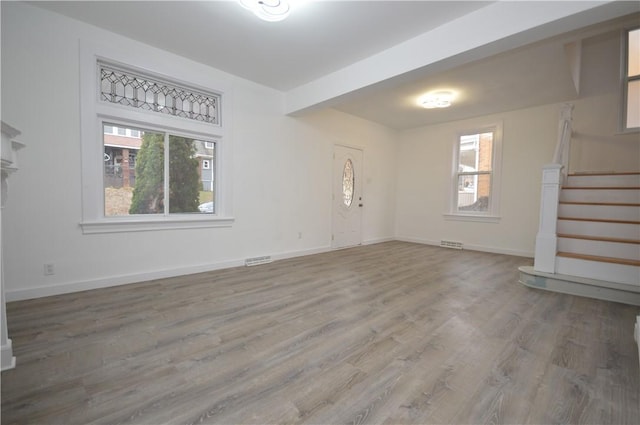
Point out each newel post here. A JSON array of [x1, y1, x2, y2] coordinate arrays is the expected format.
[[534, 164, 563, 273], [1, 121, 24, 371]]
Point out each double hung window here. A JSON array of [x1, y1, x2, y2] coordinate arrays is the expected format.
[[622, 27, 639, 131], [446, 124, 502, 222]]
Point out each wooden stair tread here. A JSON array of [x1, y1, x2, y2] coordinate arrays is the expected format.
[[562, 186, 640, 190], [559, 201, 640, 207], [557, 216, 640, 224], [568, 172, 640, 176], [557, 252, 640, 266], [557, 233, 640, 244]]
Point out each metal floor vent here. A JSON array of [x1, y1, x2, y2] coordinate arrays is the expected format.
[[245, 256, 272, 267], [440, 240, 463, 250]]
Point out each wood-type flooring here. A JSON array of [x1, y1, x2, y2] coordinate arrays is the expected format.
[[1, 241, 638, 424]]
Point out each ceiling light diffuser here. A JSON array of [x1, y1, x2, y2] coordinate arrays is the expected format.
[[419, 91, 455, 109], [239, 0, 291, 22]]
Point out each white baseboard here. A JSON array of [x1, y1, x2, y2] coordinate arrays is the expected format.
[[5, 238, 531, 302], [519, 266, 640, 306], [633, 316, 640, 362], [5, 245, 332, 302], [269, 245, 332, 262], [396, 236, 534, 258], [1, 338, 16, 371], [363, 237, 395, 246]]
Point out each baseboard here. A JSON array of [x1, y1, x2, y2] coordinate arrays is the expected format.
[[269, 245, 332, 262], [635, 316, 640, 367], [1, 339, 16, 371], [5, 245, 332, 302], [5, 238, 529, 302], [363, 237, 395, 246], [396, 236, 534, 258], [519, 266, 640, 306]]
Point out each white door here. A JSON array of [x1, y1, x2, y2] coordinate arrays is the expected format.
[[332, 145, 363, 248]]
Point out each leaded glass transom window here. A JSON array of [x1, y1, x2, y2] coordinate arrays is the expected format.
[[342, 159, 354, 207], [99, 62, 220, 125]]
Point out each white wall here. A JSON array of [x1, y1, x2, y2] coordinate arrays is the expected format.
[[569, 29, 640, 173], [0, 3, 397, 300], [394, 22, 639, 258], [395, 104, 558, 257], [2, 3, 635, 301]]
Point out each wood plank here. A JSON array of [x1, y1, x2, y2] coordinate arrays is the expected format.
[[560, 201, 640, 207], [557, 251, 640, 266], [568, 172, 640, 176], [558, 216, 640, 225], [557, 233, 640, 244], [562, 186, 640, 190]]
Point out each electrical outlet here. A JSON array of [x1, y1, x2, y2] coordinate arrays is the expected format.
[[44, 263, 55, 275]]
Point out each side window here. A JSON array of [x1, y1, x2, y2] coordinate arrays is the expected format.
[[447, 124, 502, 222], [623, 27, 639, 131]]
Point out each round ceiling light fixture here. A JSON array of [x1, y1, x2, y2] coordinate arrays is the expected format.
[[239, 0, 292, 22], [418, 91, 455, 109]]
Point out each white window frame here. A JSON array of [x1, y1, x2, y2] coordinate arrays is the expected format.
[[104, 125, 140, 138], [621, 26, 640, 133], [444, 123, 503, 223], [79, 39, 233, 234]]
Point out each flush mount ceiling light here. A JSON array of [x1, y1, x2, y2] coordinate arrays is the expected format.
[[239, 0, 291, 22], [418, 91, 455, 109]]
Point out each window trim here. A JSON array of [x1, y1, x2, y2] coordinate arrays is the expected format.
[[445, 123, 503, 223], [620, 26, 640, 133], [79, 40, 233, 234]]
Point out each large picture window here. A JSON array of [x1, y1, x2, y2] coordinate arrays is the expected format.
[[446, 124, 502, 222], [622, 27, 639, 131], [79, 40, 232, 233], [103, 123, 215, 217]]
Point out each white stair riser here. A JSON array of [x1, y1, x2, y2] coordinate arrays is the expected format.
[[556, 257, 640, 286], [558, 237, 640, 261], [567, 174, 640, 187], [557, 220, 640, 240], [559, 204, 640, 221], [560, 189, 640, 203]]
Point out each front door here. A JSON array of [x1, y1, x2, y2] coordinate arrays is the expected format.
[[332, 145, 363, 249]]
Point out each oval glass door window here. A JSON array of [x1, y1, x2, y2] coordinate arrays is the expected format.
[[342, 159, 354, 207]]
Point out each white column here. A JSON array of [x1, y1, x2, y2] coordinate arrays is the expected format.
[[534, 164, 563, 273], [1, 122, 23, 371]]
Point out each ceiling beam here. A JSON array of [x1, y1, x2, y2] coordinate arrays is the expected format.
[[284, 0, 637, 116]]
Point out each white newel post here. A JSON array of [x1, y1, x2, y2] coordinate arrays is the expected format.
[[534, 164, 563, 273], [1, 122, 24, 371]]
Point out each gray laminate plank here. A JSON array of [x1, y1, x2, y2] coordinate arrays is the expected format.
[[1, 241, 638, 425]]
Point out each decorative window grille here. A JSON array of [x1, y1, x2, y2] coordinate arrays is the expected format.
[[342, 159, 354, 207], [99, 62, 220, 125]]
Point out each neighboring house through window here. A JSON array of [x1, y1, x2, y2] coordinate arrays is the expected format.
[[446, 123, 502, 222]]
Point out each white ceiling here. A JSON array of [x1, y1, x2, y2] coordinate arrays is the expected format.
[[30, 1, 640, 130]]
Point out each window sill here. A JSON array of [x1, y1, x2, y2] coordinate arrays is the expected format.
[[443, 213, 501, 223], [80, 215, 235, 234]]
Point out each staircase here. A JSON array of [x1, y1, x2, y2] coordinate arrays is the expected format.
[[556, 172, 640, 285], [520, 171, 640, 306]]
